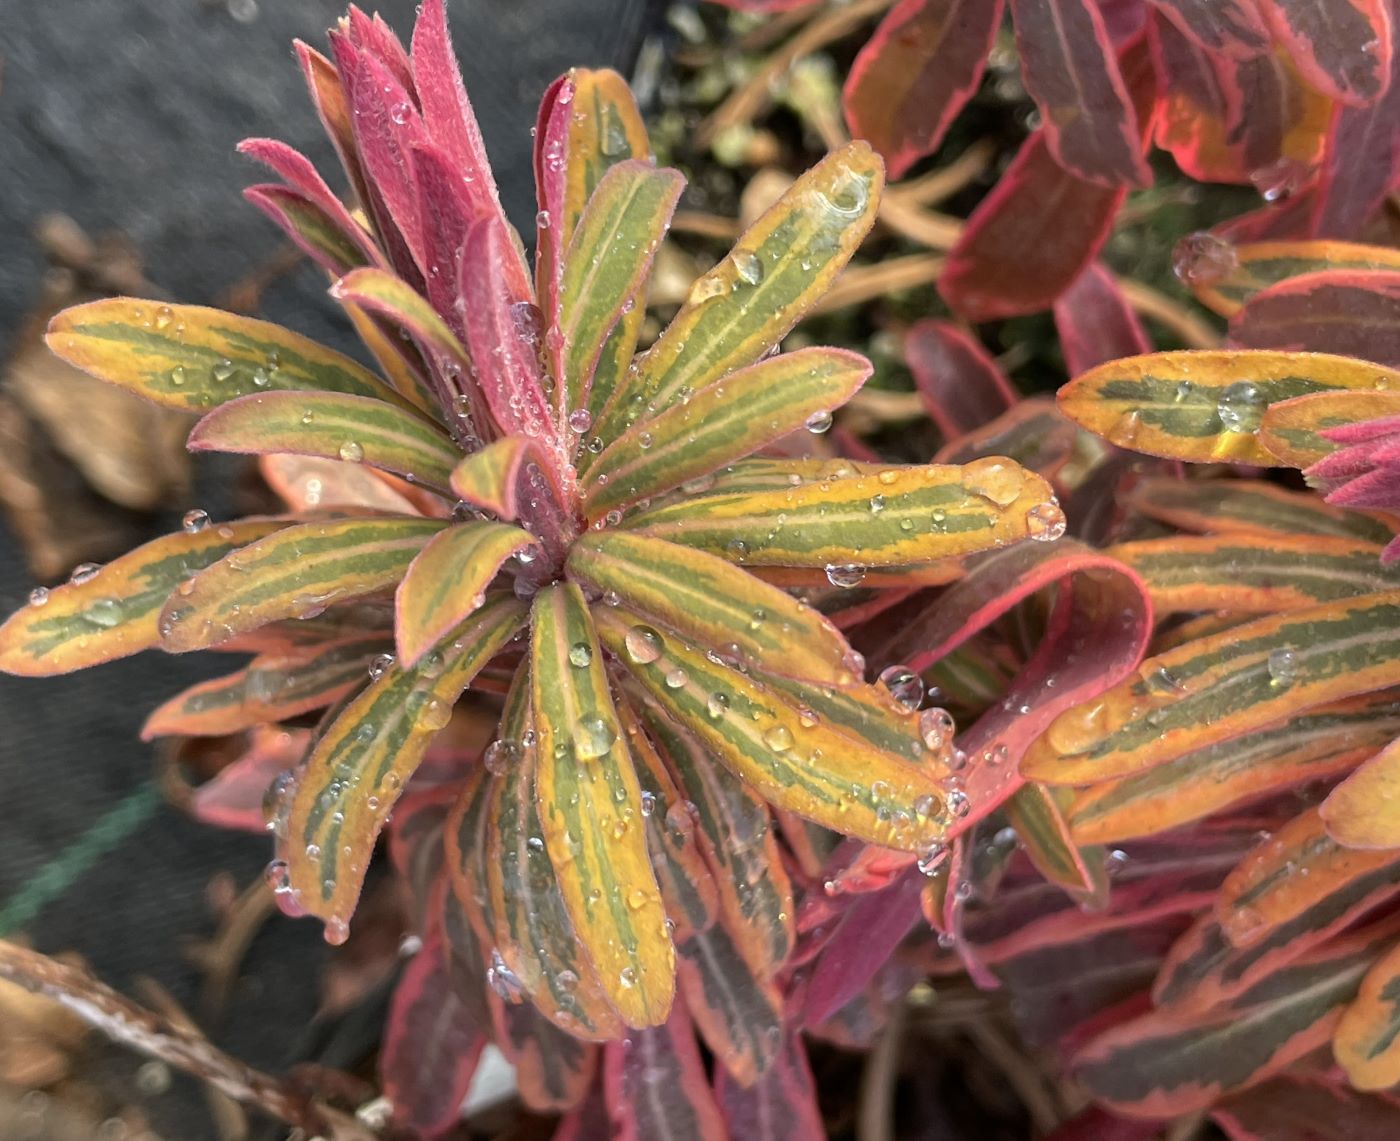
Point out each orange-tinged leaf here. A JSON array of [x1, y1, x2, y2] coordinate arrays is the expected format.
[[583, 348, 871, 518], [677, 923, 784, 1086], [1216, 808, 1400, 948], [1126, 475, 1396, 545], [449, 435, 558, 522], [1335, 938, 1400, 1090], [187, 391, 457, 491], [594, 142, 884, 444], [596, 605, 948, 852], [160, 517, 445, 653], [1057, 349, 1400, 464], [46, 298, 410, 412], [141, 636, 389, 738], [529, 584, 675, 1028], [483, 670, 625, 1040], [625, 456, 1056, 569], [1190, 240, 1400, 318], [1106, 534, 1397, 614], [0, 519, 289, 676], [1321, 736, 1400, 850], [341, 298, 440, 416], [561, 69, 653, 242], [1070, 692, 1400, 845], [1260, 390, 1400, 468], [633, 694, 794, 978], [1076, 922, 1395, 1117], [284, 594, 527, 931], [330, 267, 472, 374], [566, 530, 856, 686], [260, 453, 421, 515], [394, 521, 535, 667], [1023, 591, 1400, 785]]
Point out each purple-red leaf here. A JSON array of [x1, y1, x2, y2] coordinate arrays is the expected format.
[[714, 1030, 825, 1139], [1009, 0, 1152, 187], [1146, 0, 1272, 56], [1257, 0, 1394, 105], [1055, 264, 1153, 376], [843, 0, 1006, 179], [380, 938, 486, 1139], [1229, 269, 1400, 366], [906, 320, 1019, 439], [604, 1004, 726, 1140]]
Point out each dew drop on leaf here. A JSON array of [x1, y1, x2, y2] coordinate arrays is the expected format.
[[568, 642, 593, 668], [731, 249, 764, 285], [575, 715, 617, 759], [181, 509, 210, 534], [878, 665, 923, 709], [83, 598, 123, 628], [1172, 232, 1238, 286], [338, 440, 365, 463], [825, 563, 865, 588], [1217, 382, 1265, 433], [763, 725, 794, 752], [1267, 647, 1298, 687], [624, 625, 663, 664], [28, 587, 49, 607], [1025, 501, 1067, 542], [805, 408, 833, 434]]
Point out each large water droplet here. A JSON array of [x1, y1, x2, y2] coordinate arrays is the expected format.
[[338, 440, 365, 463], [568, 642, 593, 668], [731, 249, 764, 285], [575, 715, 617, 759], [568, 408, 593, 434], [1172, 232, 1238, 286], [825, 563, 866, 588], [763, 725, 794, 752], [624, 625, 663, 664], [805, 408, 833, 434], [878, 665, 923, 709], [1026, 501, 1067, 543], [182, 509, 210, 534], [1217, 381, 1265, 434], [1267, 647, 1298, 687]]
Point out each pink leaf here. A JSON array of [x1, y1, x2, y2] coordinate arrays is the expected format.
[[190, 728, 309, 834], [604, 1004, 726, 1140], [1146, 0, 1272, 56], [1257, 0, 1394, 106], [713, 1030, 825, 1140]]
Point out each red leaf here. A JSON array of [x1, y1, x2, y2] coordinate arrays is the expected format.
[[843, 0, 1006, 179], [714, 1030, 825, 1140], [456, 215, 559, 449], [905, 320, 1019, 438], [1312, 32, 1400, 237], [534, 74, 574, 381], [604, 1004, 726, 1141], [1229, 269, 1400, 366], [1055, 264, 1153, 376], [1009, 0, 1152, 187], [190, 728, 309, 834], [380, 938, 486, 1139], [1146, 0, 1272, 56], [1258, 0, 1395, 106], [939, 131, 1128, 319]]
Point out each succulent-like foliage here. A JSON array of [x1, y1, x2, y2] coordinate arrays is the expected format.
[[0, 0, 1064, 1070]]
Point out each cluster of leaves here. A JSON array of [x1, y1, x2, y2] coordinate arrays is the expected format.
[[715, 0, 1398, 319], [7, 0, 1400, 1136]]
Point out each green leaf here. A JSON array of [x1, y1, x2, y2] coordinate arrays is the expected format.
[[394, 521, 536, 667], [593, 141, 885, 444], [1005, 783, 1106, 905], [559, 161, 683, 414], [625, 456, 1056, 569], [483, 669, 625, 1040], [0, 519, 290, 676], [331, 267, 472, 372], [529, 583, 675, 1028], [141, 636, 390, 738], [160, 517, 445, 653], [188, 391, 458, 491], [566, 530, 857, 686], [584, 348, 871, 517], [284, 594, 527, 929], [46, 299, 409, 412], [597, 605, 947, 852]]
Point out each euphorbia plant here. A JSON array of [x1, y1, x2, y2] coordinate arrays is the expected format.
[[0, 0, 1063, 1086]]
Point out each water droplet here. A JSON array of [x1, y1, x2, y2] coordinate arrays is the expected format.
[[575, 715, 617, 759], [264, 859, 291, 893], [638, 431, 654, 449], [1217, 381, 1265, 434], [418, 696, 454, 730], [627, 887, 651, 910], [869, 494, 886, 514], [763, 725, 794, 752], [338, 440, 365, 463], [917, 843, 949, 877], [731, 249, 764, 285], [487, 950, 523, 999], [1267, 647, 1298, 687], [28, 586, 49, 607], [568, 642, 593, 668], [624, 625, 663, 664], [1172, 232, 1238, 286], [618, 966, 638, 988], [687, 272, 728, 305], [707, 692, 730, 719], [825, 563, 865, 588], [154, 305, 173, 330], [536, 209, 552, 230], [878, 665, 923, 709], [963, 459, 1021, 507], [640, 790, 657, 817], [664, 667, 688, 689], [368, 653, 395, 681], [805, 408, 833, 434], [69, 563, 101, 586], [568, 408, 593, 434], [84, 598, 123, 628], [389, 101, 411, 126], [1026, 501, 1067, 542], [948, 789, 971, 818], [483, 739, 518, 775], [181, 509, 209, 533], [211, 359, 236, 382]]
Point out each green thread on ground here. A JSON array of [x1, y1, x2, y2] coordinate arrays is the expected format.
[[0, 782, 162, 935]]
